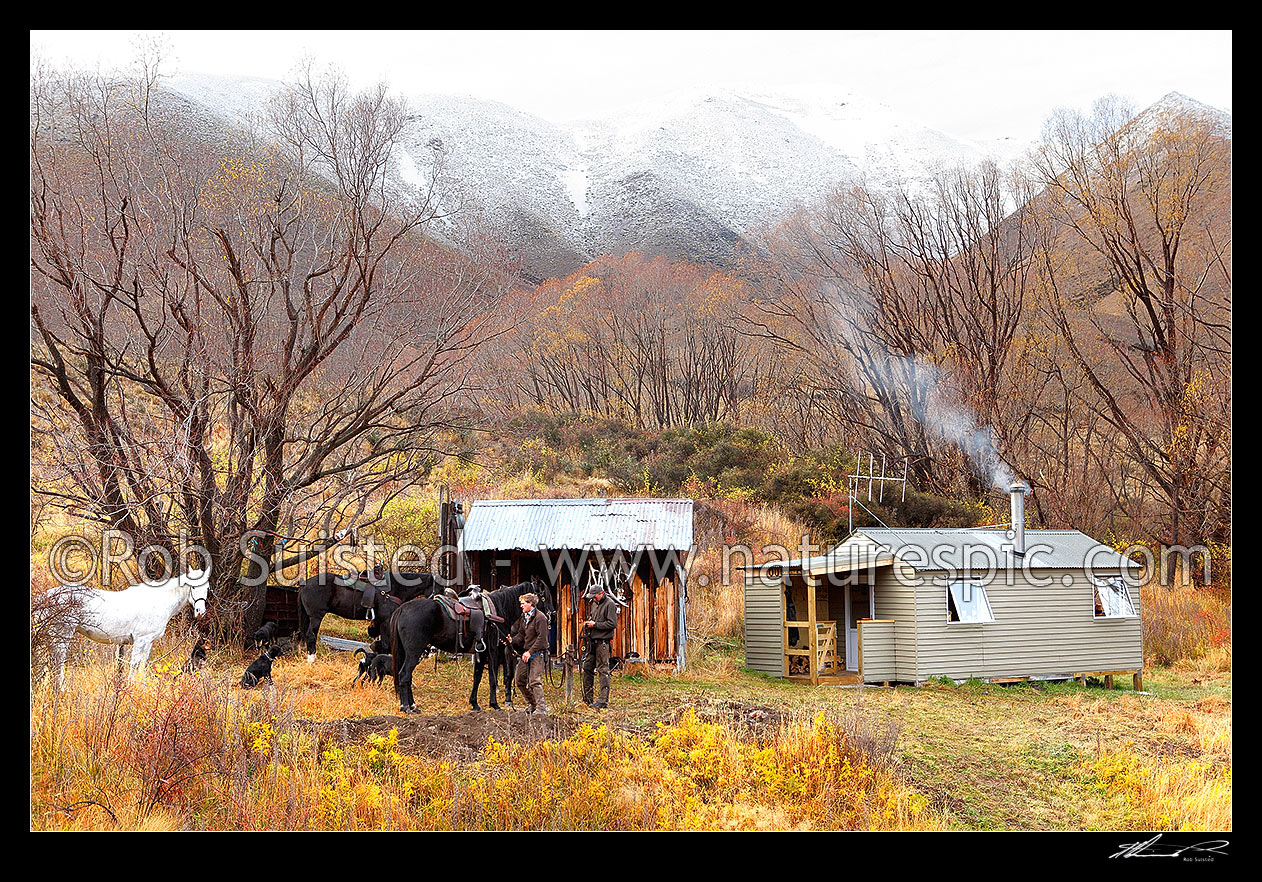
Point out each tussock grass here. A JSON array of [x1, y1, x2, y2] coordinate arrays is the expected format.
[[31, 650, 935, 830], [31, 641, 1232, 830], [1089, 749, 1231, 830], [687, 498, 806, 650]]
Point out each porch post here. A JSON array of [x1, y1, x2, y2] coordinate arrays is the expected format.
[[808, 572, 819, 686], [781, 573, 789, 678]]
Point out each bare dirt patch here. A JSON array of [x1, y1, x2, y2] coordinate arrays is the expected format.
[[315, 709, 579, 761], [685, 698, 795, 738], [311, 696, 795, 761]]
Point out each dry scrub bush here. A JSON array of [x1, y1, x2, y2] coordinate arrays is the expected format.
[[32, 657, 935, 830], [430, 710, 931, 830], [30, 575, 88, 681], [1140, 583, 1231, 667]]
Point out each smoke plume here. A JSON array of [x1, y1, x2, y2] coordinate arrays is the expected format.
[[880, 354, 1016, 491]]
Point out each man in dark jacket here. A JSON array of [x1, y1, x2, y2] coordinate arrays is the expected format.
[[581, 584, 619, 709], [511, 592, 549, 714]]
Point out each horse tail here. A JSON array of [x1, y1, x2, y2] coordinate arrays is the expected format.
[[390, 609, 405, 681]]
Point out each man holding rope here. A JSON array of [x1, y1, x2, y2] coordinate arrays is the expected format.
[[581, 583, 619, 710], [511, 592, 550, 715]]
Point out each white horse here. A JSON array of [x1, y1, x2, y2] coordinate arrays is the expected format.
[[46, 568, 211, 688]]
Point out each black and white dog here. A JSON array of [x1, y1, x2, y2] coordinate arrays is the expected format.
[[353, 647, 394, 686], [240, 642, 286, 688], [368, 653, 393, 684], [249, 620, 279, 650]]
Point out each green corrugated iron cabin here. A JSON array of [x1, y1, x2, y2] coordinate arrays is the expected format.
[[744, 527, 1143, 687]]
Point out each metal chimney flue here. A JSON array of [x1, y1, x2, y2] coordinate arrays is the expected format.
[[1009, 482, 1031, 555]]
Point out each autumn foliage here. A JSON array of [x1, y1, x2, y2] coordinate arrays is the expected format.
[[31, 664, 934, 831]]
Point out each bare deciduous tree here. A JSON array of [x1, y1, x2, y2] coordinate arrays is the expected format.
[[746, 162, 1039, 497], [31, 58, 513, 620], [1030, 97, 1231, 546], [491, 254, 756, 430]]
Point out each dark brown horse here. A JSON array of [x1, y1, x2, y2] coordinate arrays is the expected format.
[[297, 569, 434, 662], [390, 577, 553, 714], [364, 574, 440, 654]]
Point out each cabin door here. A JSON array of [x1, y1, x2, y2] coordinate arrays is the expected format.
[[845, 581, 873, 670]]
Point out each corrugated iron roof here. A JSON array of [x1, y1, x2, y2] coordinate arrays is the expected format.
[[852, 528, 1139, 572], [459, 498, 694, 552], [751, 528, 1138, 574]]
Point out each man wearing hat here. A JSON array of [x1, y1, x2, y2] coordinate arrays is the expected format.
[[581, 583, 619, 709]]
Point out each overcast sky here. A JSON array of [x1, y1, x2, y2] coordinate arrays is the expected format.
[[30, 30, 1232, 143]]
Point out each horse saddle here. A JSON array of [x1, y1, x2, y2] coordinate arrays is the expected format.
[[434, 592, 503, 622], [434, 593, 501, 653]]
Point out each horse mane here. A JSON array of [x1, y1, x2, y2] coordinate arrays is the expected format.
[[483, 579, 553, 622], [391, 571, 435, 592], [359, 568, 434, 588]]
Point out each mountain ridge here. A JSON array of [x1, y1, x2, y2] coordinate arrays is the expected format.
[[159, 74, 1230, 281]]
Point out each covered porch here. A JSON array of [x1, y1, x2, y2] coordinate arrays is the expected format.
[[779, 552, 894, 686]]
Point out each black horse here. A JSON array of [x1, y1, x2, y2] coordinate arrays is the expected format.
[[297, 568, 434, 662], [364, 574, 441, 654], [390, 577, 553, 714]]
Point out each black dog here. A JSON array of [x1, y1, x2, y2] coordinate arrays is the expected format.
[[240, 643, 285, 688], [353, 647, 374, 685], [249, 620, 279, 650], [353, 647, 394, 686], [368, 653, 393, 684], [183, 638, 209, 673]]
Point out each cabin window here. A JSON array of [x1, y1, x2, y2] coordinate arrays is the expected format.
[[947, 580, 995, 623], [1092, 576, 1137, 618]]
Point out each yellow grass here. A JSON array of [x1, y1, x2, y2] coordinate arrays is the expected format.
[[31, 635, 1233, 831], [1089, 748, 1232, 831], [1045, 678, 1233, 831], [31, 648, 937, 830]]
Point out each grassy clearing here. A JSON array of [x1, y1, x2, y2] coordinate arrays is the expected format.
[[29, 496, 1231, 831], [31, 627, 1230, 831], [606, 655, 1231, 830]]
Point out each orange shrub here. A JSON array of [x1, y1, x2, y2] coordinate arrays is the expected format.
[[1140, 583, 1231, 667]]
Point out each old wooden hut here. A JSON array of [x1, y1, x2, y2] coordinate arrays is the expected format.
[[744, 487, 1143, 687], [458, 497, 693, 671]]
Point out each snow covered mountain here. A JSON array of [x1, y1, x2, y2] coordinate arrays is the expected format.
[[395, 85, 1032, 279], [157, 74, 1096, 280], [1127, 91, 1233, 140]]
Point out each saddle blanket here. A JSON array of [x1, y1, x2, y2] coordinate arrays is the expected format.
[[433, 593, 498, 622]]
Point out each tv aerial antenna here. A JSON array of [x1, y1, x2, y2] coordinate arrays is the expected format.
[[846, 451, 909, 534]]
